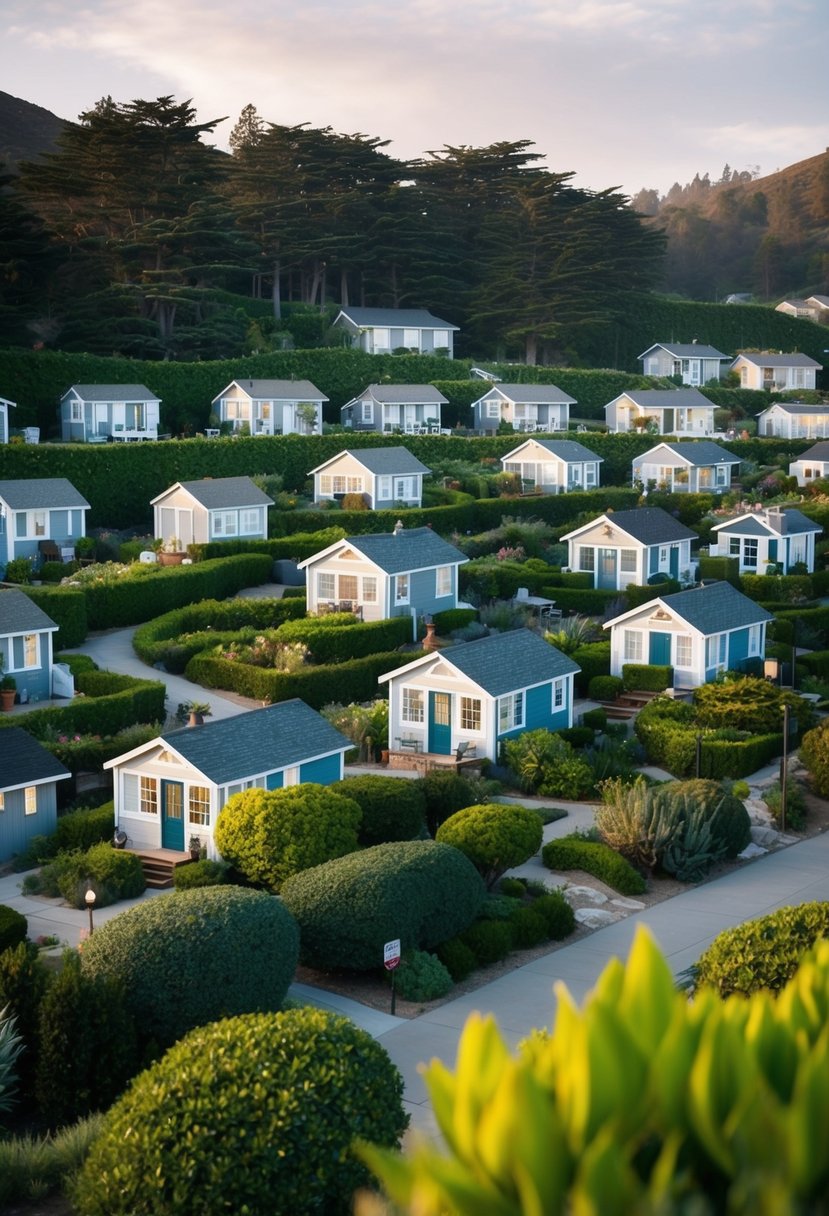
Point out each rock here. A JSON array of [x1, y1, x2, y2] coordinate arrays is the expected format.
[[563, 885, 608, 905], [750, 826, 779, 848], [744, 798, 773, 823], [610, 896, 646, 911], [738, 842, 768, 859], [574, 907, 618, 929]]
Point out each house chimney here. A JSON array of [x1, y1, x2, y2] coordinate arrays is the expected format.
[[393, 519, 403, 536]]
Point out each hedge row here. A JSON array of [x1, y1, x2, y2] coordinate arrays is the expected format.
[[622, 663, 673, 692], [739, 573, 815, 604], [184, 649, 412, 710], [273, 615, 412, 663], [23, 586, 88, 649], [0, 672, 166, 740], [693, 902, 829, 997], [132, 596, 306, 670], [541, 836, 646, 896], [571, 642, 612, 694], [195, 528, 345, 563], [634, 703, 783, 778]]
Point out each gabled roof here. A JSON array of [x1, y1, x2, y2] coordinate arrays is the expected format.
[[776, 299, 813, 311], [792, 441, 829, 462], [476, 383, 576, 405], [151, 476, 273, 510], [562, 507, 697, 546], [347, 384, 448, 406], [381, 628, 579, 699], [0, 728, 70, 792], [606, 388, 714, 411], [213, 379, 328, 402], [604, 581, 771, 635], [62, 384, 160, 402], [299, 527, 466, 575], [334, 307, 458, 330], [732, 352, 822, 369], [308, 447, 431, 477], [807, 295, 829, 308], [711, 507, 821, 538], [106, 700, 350, 786], [759, 402, 829, 416], [501, 438, 603, 464], [0, 478, 90, 510], [638, 342, 728, 360], [633, 442, 739, 468], [0, 588, 58, 636]]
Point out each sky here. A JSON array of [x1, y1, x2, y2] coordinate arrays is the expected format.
[[3, 0, 828, 198]]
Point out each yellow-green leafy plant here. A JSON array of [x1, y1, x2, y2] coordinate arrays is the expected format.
[[359, 926, 829, 1216]]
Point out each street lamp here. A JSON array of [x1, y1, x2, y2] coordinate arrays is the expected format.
[[84, 883, 96, 937]]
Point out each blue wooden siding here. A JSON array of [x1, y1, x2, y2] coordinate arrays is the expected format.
[[388, 566, 448, 620], [0, 629, 52, 702], [0, 783, 58, 863], [266, 771, 284, 790], [298, 753, 343, 785], [728, 627, 750, 670], [496, 682, 569, 743]]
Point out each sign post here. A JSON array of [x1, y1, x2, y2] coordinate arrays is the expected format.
[[383, 939, 401, 1015]]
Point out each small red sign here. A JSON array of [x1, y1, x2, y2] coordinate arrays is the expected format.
[[383, 938, 401, 971]]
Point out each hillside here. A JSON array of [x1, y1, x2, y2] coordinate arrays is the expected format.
[[0, 90, 69, 170]]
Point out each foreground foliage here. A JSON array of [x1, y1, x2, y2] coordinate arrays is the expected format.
[[360, 927, 829, 1216]]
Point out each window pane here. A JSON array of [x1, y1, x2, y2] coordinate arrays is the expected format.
[[460, 697, 481, 731], [402, 687, 424, 722], [139, 776, 157, 815], [189, 786, 210, 827]]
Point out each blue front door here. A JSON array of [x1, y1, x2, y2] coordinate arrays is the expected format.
[[649, 632, 672, 666], [669, 547, 679, 580], [428, 692, 452, 755], [161, 780, 185, 851], [597, 549, 617, 589]]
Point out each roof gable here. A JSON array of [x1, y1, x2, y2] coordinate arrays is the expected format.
[[607, 388, 714, 410], [477, 384, 577, 405], [501, 438, 602, 463], [0, 478, 90, 510], [638, 342, 728, 360], [634, 442, 739, 468], [152, 476, 273, 510], [214, 379, 328, 402], [334, 307, 458, 330], [309, 447, 431, 477], [62, 384, 160, 403], [0, 728, 70, 791], [0, 588, 59, 636], [428, 629, 579, 697], [563, 507, 696, 546]]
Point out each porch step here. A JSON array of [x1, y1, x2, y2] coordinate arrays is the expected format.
[[596, 701, 638, 720], [129, 849, 188, 889]]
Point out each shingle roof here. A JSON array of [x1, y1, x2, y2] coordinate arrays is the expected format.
[[636, 442, 740, 468], [762, 403, 829, 416], [342, 527, 466, 575], [793, 442, 829, 461], [160, 700, 350, 786], [336, 307, 458, 330], [0, 588, 58, 635], [658, 582, 772, 633], [171, 476, 273, 509], [439, 629, 580, 697], [310, 447, 431, 477], [734, 353, 822, 369], [0, 728, 70, 791], [639, 342, 728, 360], [357, 384, 448, 405], [484, 384, 577, 404], [503, 439, 603, 463], [216, 379, 328, 401], [63, 384, 160, 402], [712, 508, 821, 538], [608, 388, 714, 409], [0, 478, 90, 510], [592, 507, 697, 545]]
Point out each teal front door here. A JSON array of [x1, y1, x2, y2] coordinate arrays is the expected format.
[[597, 549, 617, 589], [161, 780, 185, 851], [428, 692, 452, 755], [649, 632, 672, 666], [669, 547, 679, 580]]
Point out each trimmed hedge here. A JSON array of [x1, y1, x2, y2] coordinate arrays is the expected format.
[[588, 674, 624, 701], [436, 803, 543, 889], [634, 697, 784, 778], [280, 840, 486, 971], [542, 835, 646, 895], [185, 648, 412, 710], [273, 614, 411, 662], [132, 596, 306, 671], [72, 1008, 408, 1216], [694, 902, 829, 997], [172, 859, 230, 889], [432, 607, 478, 634], [330, 775, 426, 845], [622, 663, 673, 692], [739, 573, 814, 604], [0, 674, 165, 742], [23, 586, 88, 648], [0, 905, 27, 954], [80, 886, 299, 1049], [571, 641, 612, 694]]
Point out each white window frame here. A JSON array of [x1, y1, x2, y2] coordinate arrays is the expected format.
[[486, 400, 502, 420], [460, 696, 482, 733], [240, 509, 261, 535], [579, 546, 595, 572], [675, 634, 692, 668], [403, 328, 419, 349], [748, 625, 761, 657], [319, 475, 333, 496], [401, 686, 424, 724], [372, 327, 390, 351], [24, 787, 37, 816], [378, 476, 392, 500], [317, 572, 335, 602], [0, 792, 4, 812], [212, 510, 238, 537], [499, 691, 524, 732], [140, 775, 158, 816], [70, 400, 83, 422], [188, 785, 211, 827], [433, 329, 449, 348], [623, 630, 643, 663], [362, 576, 378, 603], [361, 400, 373, 423], [9, 633, 39, 672], [394, 574, 410, 605], [620, 549, 637, 573], [435, 566, 452, 597], [552, 679, 564, 709], [743, 539, 758, 569]]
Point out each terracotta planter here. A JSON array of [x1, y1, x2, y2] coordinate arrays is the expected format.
[[158, 551, 185, 566], [380, 749, 390, 766], [0, 689, 16, 711]]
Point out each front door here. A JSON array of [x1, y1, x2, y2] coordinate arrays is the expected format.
[[161, 780, 185, 851], [597, 548, 617, 589], [669, 547, 679, 580], [649, 632, 672, 666], [428, 692, 452, 755]]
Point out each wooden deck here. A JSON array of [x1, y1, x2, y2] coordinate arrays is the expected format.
[[388, 749, 484, 776], [125, 847, 192, 889]]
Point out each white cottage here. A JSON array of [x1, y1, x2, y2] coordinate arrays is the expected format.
[[60, 384, 161, 443], [332, 307, 458, 357], [638, 342, 730, 386], [151, 476, 273, 548], [562, 507, 697, 591], [500, 438, 602, 493], [340, 384, 448, 434], [708, 506, 821, 574], [471, 384, 575, 434], [756, 401, 829, 439], [789, 441, 829, 487], [604, 388, 716, 436], [631, 442, 740, 494], [0, 397, 15, 444], [211, 379, 327, 435], [309, 448, 431, 509], [731, 352, 822, 393]]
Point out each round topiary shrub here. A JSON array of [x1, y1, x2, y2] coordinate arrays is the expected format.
[[532, 890, 576, 940], [80, 887, 299, 1049], [393, 951, 453, 1002], [694, 902, 829, 997], [436, 803, 543, 889], [800, 719, 829, 796], [280, 840, 486, 971], [0, 906, 27, 954], [460, 919, 514, 967], [71, 1007, 409, 1216], [508, 905, 548, 949], [331, 775, 426, 844], [654, 778, 751, 859], [214, 784, 361, 890]]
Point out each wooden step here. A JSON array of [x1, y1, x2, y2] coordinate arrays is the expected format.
[[128, 849, 187, 890]]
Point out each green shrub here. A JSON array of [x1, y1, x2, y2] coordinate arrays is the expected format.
[[274, 613, 411, 662], [132, 595, 305, 671], [800, 718, 829, 795], [653, 778, 751, 859], [0, 1114, 104, 1210], [502, 729, 593, 798], [432, 607, 478, 634], [508, 906, 548, 949], [393, 951, 454, 1002], [172, 859, 230, 889], [570, 641, 612, 693], [12, 802, 115, 871], [0, 942, 49, 1099], [621, 663, 673, 692], [214, 784, 361, 890], [542, 835, 647, 895], [331, 775, 426, 844], [763, 781, 808, 831], [27, 843, 145, 909], [34, 951, 138, 1126], [581, 707, 607, 731], [417, 770, 482, 835], [72, 1007, 408, 1216], [460, 919, 513, 966], [436, 803, 543, 889], [694, 677, 812, 735], [556, 725, 595, 748], [587, 674, 623, 701], [435, 937, 478, 982], [80, 887, 299, 1050], [694, 902, 829, 997], [532, 890, 576, 940], [280, 841, 486, 971], [0, 907, 27, 955]]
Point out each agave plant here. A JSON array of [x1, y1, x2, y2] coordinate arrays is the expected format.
[[544, 614, 600, 654], [0, 1005, 23, 1115]]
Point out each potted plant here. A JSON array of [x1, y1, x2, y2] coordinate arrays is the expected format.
[[177, 700, 212, 727], [188, 834, 203, 861], [0, 674, 16, 711], [75, 535, 96, 565], [158, 537, 185, 566]]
